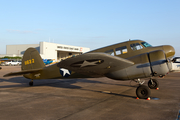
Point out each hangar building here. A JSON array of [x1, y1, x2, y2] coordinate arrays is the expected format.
[[6, 42, 90, 62]]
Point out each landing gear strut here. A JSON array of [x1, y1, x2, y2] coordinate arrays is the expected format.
[[29, 80, 33, 86]]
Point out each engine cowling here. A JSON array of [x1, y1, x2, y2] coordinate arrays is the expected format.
[[105, 50, 169, 80], [148, 50, 169, 77]]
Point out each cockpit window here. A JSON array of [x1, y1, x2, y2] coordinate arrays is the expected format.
[[130, 43, 143, 51], [105, 49, 115, 56], [141, 42, 152, 48]]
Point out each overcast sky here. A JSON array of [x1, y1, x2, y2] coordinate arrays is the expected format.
[[0, 0, 180, 56]]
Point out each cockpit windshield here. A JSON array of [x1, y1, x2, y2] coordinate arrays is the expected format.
[[141, 42, 152, 48]]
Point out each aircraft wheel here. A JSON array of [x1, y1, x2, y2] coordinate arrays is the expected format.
[[136, 85, 151, 99], [148, 79, 159, 89], [29, 81, 33, 86]]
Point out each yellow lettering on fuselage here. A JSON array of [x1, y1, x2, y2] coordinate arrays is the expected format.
[[24, 59, 35, 65]]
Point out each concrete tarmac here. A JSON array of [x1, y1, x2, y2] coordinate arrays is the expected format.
[[0, 66, 180, 120]]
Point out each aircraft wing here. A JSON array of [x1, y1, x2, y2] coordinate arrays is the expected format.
[[57, 53, 134, 77], [3, 68, 43, 77]]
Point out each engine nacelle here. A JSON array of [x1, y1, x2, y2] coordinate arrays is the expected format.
[[148, 50, 169, 76], [105, 50, 169, 80]]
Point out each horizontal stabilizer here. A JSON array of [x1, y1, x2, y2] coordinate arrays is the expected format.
[[3, 68, 43, 77]]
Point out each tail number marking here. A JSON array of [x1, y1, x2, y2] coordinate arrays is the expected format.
[[24, 59, 35, 65]]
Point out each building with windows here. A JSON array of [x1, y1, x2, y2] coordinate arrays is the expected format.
[[5, 42, 90, 62]]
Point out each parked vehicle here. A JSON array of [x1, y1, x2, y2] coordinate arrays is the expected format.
[[43, 59, 53, 65], [0, 62, 6, 66], [169, 57, 180, 72], [4, 60, 22, 66]]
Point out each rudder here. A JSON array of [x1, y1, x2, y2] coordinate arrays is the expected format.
[[21, 48, 45, 71]]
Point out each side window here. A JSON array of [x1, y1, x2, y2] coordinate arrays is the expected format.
[[130, 43, 143, 51], [115, 46, 128, 55], [105, 49, 115, 56]]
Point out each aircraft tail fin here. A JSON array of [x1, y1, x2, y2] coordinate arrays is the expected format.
[[21, 48, 45, 71]]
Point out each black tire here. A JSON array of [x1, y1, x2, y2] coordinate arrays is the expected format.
[[136, 85, 151, 99], [148, 79, 159, 89], [29, 81, 33, 86]]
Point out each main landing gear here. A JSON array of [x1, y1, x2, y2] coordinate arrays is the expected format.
[[29, 80, 33, 86], [136, 85, 151, 99], [134, 78, 159, 99]]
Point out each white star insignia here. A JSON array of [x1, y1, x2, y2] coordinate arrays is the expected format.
[[78, 60, 99, 67], [34, 73, 41, 78], [60, 68, 70, 76]]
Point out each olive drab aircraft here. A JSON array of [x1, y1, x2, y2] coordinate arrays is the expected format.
[[4, 40, 178, 99]]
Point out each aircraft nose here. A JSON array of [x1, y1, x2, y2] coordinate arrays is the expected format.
[[163, 45, 175, 58]]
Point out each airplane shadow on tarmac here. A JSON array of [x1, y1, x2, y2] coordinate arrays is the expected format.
[[0, 77, 137, 99], [0, 77, 30, 88]]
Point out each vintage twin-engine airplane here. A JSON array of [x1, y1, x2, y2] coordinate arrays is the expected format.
[[4, 40, 177, 99]]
